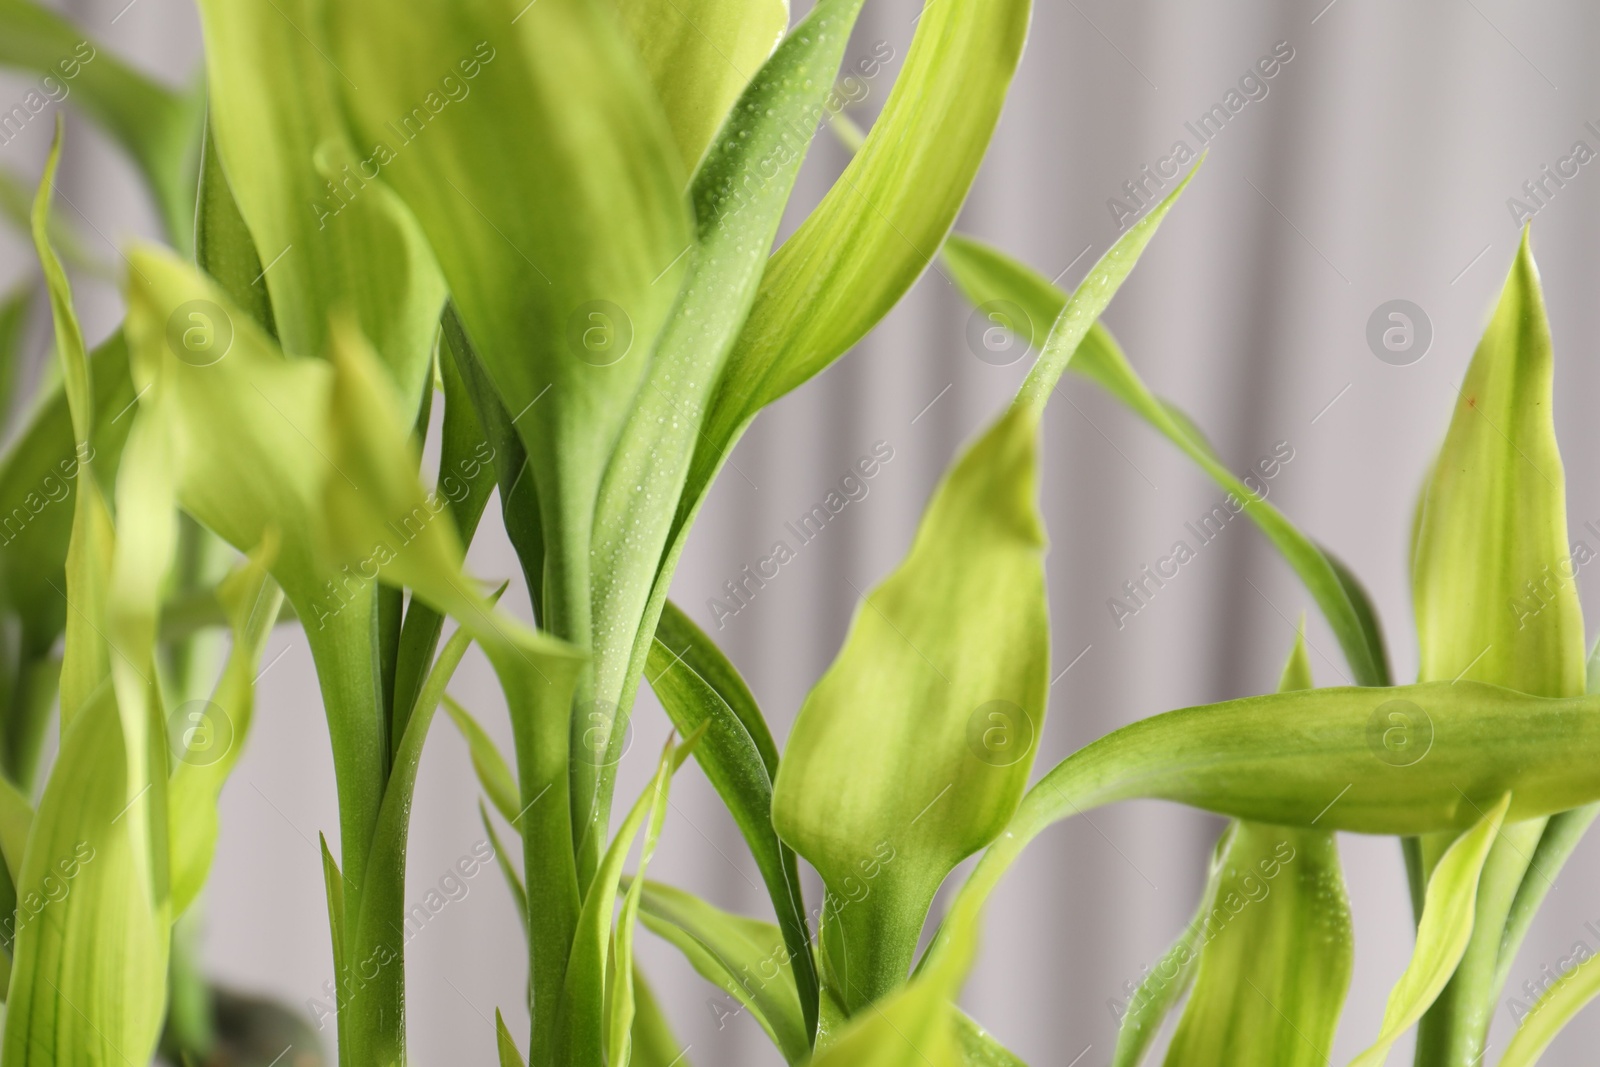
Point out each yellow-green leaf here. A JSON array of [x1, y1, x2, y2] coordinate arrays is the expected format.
[[1162, 627, 1353, 1067], [631, 879, 808, 1063], [0, 0, 202, 245], [1411, 230, 1585, 1066], [646, 600, 815, 1035], [195, 0, 445, 401], [1349, 793, 1510, 1067], [327, 0, 693, 664], [940, 232, 1390, 688], [446, 696, 519, 826], [772, 401, 1047, 1012], [167, 539, 284, 916], [553, 731, 699, 1066], [1, 687, 168, 1067], [615, 0, 787, 173]]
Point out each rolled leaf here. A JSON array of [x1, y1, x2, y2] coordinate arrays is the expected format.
[[498, 1008, 528, 1067], [1412, 230, 1585, 1067], [31, 126, 112, 727], [808, 849, 984, 1065]]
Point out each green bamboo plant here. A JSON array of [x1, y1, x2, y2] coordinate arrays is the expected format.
[[1, 0, 1600, 1065]]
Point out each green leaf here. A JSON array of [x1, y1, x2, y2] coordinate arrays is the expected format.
[[195, 0, 445, 402], [447, 696, 520, 826], [665, 0, 1034, 658], [1111, 828, 1231, 1067], [1164, 825, 1351, 1066], [701, 0, 1031, 427], [0, 284, 30, 424], [654, 601, 781, 775], [30, 126, 113, 726], [1412, 229, 1582, 698], [922, 683, 1600, 980], [497, 1009, 528, 1067], [319, 833, 345, 1017], [940, 232, 1391, 688], [31, 123, 89, 464], [629, 963, 692, 1067], [646, 600, 815, 1036], [0, 331, 134, 653], [193, 117, 273, 337], [1, 687, 169, 1066], [1349, 793, 1510, 1067], [1016, 168, 1199, 406], [772, 401, 1047, 1012], [609, 763, 683, 1067], [1495, 639, 1600, 1000], [479, 800, 527, 934], [631, 879, 808, 1063], [0, 169, 103, 279], [122, 244, 332, 606], [951, 1010, 1027, 1066], [1163, 627, 1353, 1067], [553, 731, 700, 1067], [0, 0, 202, 246], [1411, 230, 1584, 1067], [1498, 937, 1600, 1066], [167, 540, 284, 916], [327, 0, 693, 677], [0, 772, 33, 884], [588, 0, 873, 867], [441, 304, 544, 625], [614, 0, 787, 173]]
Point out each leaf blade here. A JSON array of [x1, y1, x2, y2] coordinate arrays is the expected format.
[[940, 232, 1390, 687], [772, 402, 1047, 1011], [1349, 794, 1510, 1067]]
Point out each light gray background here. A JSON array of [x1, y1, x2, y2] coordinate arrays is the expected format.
[[4, 0, 1600, 1063]]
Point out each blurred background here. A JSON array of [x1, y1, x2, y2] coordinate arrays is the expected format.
[[5, 0, 1600, 1063]]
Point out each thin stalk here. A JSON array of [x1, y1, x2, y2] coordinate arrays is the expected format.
[[300, 586, 391, 1062]]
